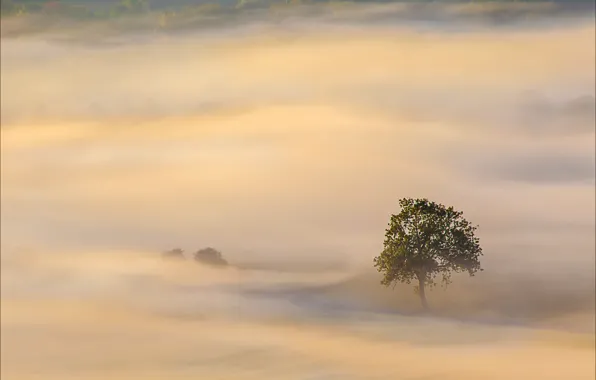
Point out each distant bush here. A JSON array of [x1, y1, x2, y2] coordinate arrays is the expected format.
[[193, 247, 228, 267], [163, 248, 185, 259]]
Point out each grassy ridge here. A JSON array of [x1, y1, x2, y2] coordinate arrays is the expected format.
[[1, 0, 593, 39], [2, 0, 593, 20]]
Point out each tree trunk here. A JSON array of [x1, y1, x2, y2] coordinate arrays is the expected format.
[[418, 275, 429, 311]]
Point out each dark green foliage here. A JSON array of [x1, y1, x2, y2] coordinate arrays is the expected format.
[[193, 247, 228, 267], [374, 198, 482, 309], [1, 0, 27, 16], [114, 0, 149, 13]]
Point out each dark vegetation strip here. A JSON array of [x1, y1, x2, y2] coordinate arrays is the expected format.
[[2, 0, 594, 20]]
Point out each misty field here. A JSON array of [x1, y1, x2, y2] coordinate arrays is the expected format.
[[1, 2, 595, 380]]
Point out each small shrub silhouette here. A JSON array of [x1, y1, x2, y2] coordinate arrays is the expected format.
[[193, 247, 228, 267]]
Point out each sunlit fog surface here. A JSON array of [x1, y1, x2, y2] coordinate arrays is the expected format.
[[1, 5, 595, 380]]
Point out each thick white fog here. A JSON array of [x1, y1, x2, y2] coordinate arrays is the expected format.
[[1, 6, 595, 380]]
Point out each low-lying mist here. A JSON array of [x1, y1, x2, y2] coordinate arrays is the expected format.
[[1, 6, 595, 380]]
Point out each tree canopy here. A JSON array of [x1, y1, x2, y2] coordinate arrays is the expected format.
[[373, 198, 483, 309]]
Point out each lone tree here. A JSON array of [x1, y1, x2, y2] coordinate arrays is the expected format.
[[373, 198, 482, 310]]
